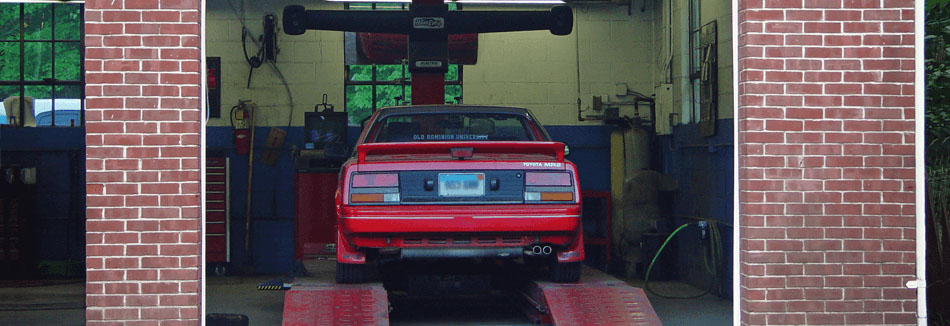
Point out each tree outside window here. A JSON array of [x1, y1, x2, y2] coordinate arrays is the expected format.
[[0, 2, 84, 127]]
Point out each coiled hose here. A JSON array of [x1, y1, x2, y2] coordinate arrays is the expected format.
[[644, 220, 723, 299]]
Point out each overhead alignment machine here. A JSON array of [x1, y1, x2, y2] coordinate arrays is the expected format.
[[279, 1, 662, 325], [282, 0, 572, 105]]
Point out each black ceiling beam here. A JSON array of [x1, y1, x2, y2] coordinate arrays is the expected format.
[[282, 5, 573, 36]]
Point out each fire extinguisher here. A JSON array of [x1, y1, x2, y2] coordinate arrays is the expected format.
[[231, 101, 254, 155]]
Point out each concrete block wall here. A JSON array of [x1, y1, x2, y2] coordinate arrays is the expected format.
[[84, 0, 203, 324], [463, 3, 659, 125], [204, 1, 659, 127], [205, 0, 345, 127], [737, 0, 918, 324]]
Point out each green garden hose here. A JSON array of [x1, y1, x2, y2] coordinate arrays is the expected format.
[[644, 220, 724, 299]]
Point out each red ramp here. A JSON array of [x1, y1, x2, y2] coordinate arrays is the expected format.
[[282, 283, 389, 326], [525, 266, 662, 326], [281, 262, 660, 326]]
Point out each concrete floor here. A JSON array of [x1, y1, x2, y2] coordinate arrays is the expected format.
[[207, 260, 535, 326], [206, 275, 287, 324], [625, 279, 733, 326], [206, 261, 732, 325], [0, 270, 732, 325], [0, 280, 85, 326], [208, 276, 535, 325]]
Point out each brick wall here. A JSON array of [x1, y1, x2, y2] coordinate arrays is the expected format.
[[737, 0, 918, 324], [84, 0, 203, 324]]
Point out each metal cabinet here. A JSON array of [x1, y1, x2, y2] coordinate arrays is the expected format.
[[206, 157, 230, 275]]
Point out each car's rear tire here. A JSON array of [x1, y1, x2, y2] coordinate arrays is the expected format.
[[336, 262, 368, 284], [550, 261, 581, 283]]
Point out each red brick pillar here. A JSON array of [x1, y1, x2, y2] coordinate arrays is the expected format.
[[85, 0, 203, 324], [737, 0, 919, 324]]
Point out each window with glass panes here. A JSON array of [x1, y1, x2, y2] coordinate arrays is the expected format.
[[0, 2, 84, 127], [343, 2, 462, 126]]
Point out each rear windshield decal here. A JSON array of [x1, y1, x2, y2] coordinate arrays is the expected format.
[[413, 134, 489, 141]]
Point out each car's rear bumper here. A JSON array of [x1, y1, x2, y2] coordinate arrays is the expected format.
[[337, 204, 584, 264], [340, 204, 581, 233]]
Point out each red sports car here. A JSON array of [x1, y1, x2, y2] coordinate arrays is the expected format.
[[334, 105, 584, 283]]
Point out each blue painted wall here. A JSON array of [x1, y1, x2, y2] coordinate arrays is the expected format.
[[547, 126, 614, 192], [656, 119, 734, 298], [214, 120, 735, 290], [0, 128, 86, 263], [207, 127, 297, 274], [209, 124, 614, 274]]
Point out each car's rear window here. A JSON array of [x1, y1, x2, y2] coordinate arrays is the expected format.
[[371, 113, 536, 142]]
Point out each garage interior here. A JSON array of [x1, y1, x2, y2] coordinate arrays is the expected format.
[[0, 0, 737, 324], [202, 0, 734, 324]]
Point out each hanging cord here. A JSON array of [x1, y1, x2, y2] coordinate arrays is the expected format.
[[644, 220, 723, 299], [227, 0, 295, 128], [241, 27, 264, 88], [271, 63, 295, 129]]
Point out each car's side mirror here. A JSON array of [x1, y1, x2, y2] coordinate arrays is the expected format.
[[324, 142, 350, 161]]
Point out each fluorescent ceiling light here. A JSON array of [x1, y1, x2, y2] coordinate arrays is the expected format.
[[326, 0, 565, 3]]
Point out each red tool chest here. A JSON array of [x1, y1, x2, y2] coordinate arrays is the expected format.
[[206, 157, 230, 275], [294, 171, 339, 260]]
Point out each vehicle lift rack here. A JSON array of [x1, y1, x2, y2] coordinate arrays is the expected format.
[[278, 263, 661, 326]]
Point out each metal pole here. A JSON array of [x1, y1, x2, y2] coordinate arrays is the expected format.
[[410, 0, 445, 105], [244, 102, 256, 255]]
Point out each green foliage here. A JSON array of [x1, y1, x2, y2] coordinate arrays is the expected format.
[[928, 4, 950, 324], [930, 0, 950, 9], [928, 3, 950, 161], [0, 3, 82, 89], [344, 64, 462, 125]]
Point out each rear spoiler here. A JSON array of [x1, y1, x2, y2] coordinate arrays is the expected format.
[[356, 141, 565, 163]]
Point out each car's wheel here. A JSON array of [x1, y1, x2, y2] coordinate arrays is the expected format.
[[213, 263, 228, 276], [550, 261, 581, 283], [336, 262, 368, 284]]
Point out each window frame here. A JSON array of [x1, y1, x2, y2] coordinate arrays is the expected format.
[[0, 2, 85, 127], [687, 0, 700, 123]]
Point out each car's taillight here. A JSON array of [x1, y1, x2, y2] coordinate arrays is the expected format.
[[524, 172, 574, 203], [525, 172, 572, 186], [350, 173, 400, 204], [524, 191, 574, 202], [351, 193, 400, 203], [352, 173, 399, 188]]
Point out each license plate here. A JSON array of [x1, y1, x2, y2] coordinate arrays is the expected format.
[[438, 173, 485, 197]]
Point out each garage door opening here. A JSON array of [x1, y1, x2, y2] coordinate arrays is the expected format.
[[202, 0, 735, 324]]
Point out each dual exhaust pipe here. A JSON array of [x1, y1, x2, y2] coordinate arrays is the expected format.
[[527, 245, 553, 256]]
